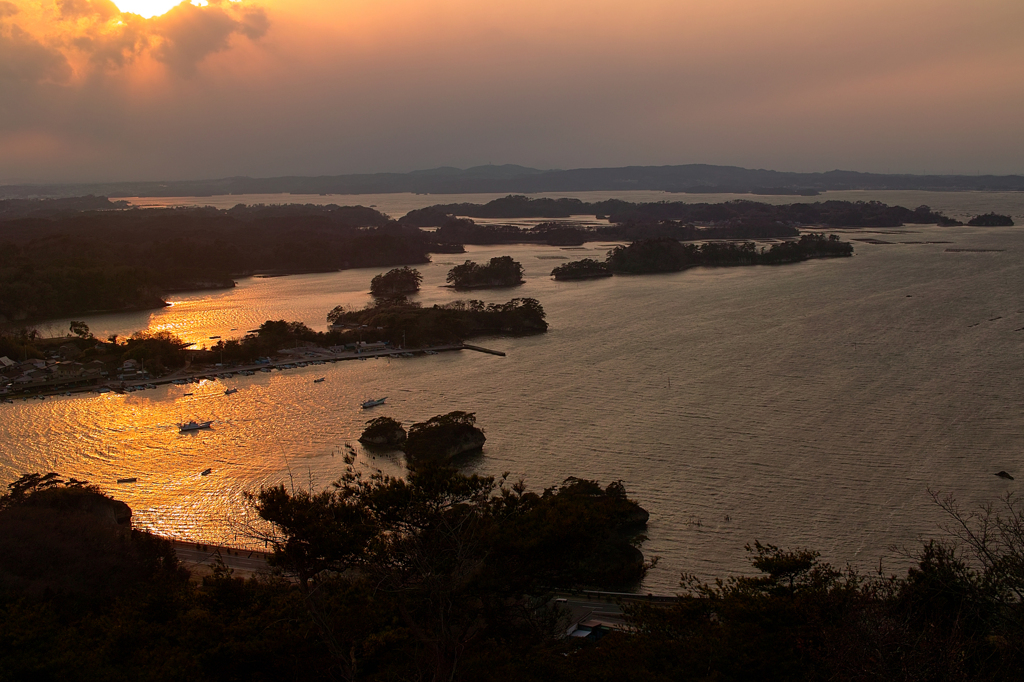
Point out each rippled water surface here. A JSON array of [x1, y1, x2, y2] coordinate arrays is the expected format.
[[4, 191, 1024, 593]]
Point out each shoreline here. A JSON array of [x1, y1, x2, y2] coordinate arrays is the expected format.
[[1, 343, 504, 402]]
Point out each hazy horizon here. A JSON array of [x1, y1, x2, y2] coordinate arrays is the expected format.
[[2, 0, 1023, 184], [6, 162, 1024, 193]]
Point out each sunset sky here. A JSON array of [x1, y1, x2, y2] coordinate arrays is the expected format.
[[1, 0, 1022, 183]]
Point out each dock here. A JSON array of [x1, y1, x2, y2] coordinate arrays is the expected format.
[[461, 344, 506, 357]]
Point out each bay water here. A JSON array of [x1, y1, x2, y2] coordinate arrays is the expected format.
[[3, 190, 1024, 592]]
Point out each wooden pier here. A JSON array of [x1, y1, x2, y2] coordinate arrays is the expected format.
[[461, 344, 506, 357]]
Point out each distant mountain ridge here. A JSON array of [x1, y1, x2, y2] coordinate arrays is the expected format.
[[3, 163, 1022, 198]]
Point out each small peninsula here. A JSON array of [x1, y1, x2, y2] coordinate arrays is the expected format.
[[551, 258, 613, 280]]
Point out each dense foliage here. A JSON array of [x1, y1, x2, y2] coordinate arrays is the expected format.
[[369, 266, 422, 297], [359, 416, 407, 446], [405, 195, 963, 228], [249, 461, 651, 679], [121, 330, 193, 374], [967, 213, 1015, 227], [427, 215, 797, 244], [5, 471, 1024, 680], [446, 256, 525, 288], [0, 204, 435, 323], [338, 297, 547, 347], [431, 219, 589, 245], [0, 474, 326, 682], [607, 233, 853, 273], [404, 411, 485, 465], [211, 320, 344, 363], [550, 258, 613, 280]]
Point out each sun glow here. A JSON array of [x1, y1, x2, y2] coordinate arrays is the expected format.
[[113, 0, 208, 19]]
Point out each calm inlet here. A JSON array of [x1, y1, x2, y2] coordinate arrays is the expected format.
[[3, 201, 1024, 593]]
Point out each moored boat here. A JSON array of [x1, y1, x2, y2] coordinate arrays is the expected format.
[[361, 397, 387, 409], [179, 420, 213, 432], [224, 388, 238, 395]]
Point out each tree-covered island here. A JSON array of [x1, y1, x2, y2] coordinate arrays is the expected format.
[[607, 232, 853, 274], [404, 411, 487, 466], [967, 213, 1015, 226], [333, 297, 548, 347], [550, 257, 613, 280], [360, 411, 486, 465], [552, 233, 853, 279], [369, 266, 423, 297], [446, 256, 525, 288], [359, 416, 407, 446]]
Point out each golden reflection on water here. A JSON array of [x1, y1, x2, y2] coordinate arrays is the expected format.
[[3, 359, 413, 547]]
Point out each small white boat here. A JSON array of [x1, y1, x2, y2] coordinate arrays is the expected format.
[[179, 420, 213, 432], [361, 397, 387, 409], [224, 388, 238, 395]]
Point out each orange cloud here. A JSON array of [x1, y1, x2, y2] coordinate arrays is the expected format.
[[0, 0, 268, 82], [151, 1, 267, 75], [1, 4, 73, 85]]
